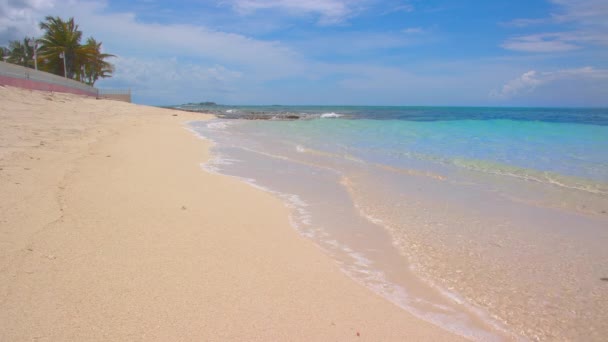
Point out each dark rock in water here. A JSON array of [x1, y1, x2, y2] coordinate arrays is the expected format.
[[216, 112, 302, 121], [183, 101, 217, 106]]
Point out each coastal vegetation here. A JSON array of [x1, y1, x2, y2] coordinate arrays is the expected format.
[[1, 16, 114, 86]]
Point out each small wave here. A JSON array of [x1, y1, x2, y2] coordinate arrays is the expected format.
[[226, 109, 235, 113], [200, 155, 240, 174], [321, 112, 343, 118], [206, 121, 231, 130]]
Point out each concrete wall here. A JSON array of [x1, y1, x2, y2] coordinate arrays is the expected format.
[[0, 61, 98, 97]]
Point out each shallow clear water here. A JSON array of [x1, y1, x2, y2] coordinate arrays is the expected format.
[[188, 106, 608, 341]]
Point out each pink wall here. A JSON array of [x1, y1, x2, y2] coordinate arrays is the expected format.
[[0, 75, 98, 97]]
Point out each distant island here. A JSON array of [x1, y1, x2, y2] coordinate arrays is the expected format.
[[185, 101, 217, 106]]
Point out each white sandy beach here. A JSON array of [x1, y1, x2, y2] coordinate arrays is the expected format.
[[0, 86, 464, 341]]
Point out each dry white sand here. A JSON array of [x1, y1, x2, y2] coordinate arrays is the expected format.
[[0, 86, 463, 341]]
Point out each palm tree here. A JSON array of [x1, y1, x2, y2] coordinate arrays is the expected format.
[[80, 37, 115, 85], [36, 16, 114, 83], [37, 16, 85, 78], [6, 38, 35, 68], [0, 46, 10, 61], [4, 16, 114, 83]]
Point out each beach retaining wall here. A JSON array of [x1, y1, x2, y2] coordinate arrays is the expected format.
[[0, 61, 98, 97]]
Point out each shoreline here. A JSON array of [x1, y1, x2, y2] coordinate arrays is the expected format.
[[0, 86, 463, 341], [190, 119, 514, 341], [189, 114, 608, 341]]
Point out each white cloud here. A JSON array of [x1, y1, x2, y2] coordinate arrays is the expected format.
[[225, 0, 364, 25], [491, 67, 608, 99], [0, 0, 55, 42], [491, 70, 543, 99]]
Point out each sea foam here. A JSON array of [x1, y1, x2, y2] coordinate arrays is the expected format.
[[320, 112, 343, 118]]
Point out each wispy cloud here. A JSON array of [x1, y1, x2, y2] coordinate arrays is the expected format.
[[501, 30, 608, 52], [402, 27, 424, 34], [501, 18, 549, 28], [550, 0, 608, 25], [504, 0, 608, 27], [291, 30, 417, 58], [501, 0, 608, 53], [491, 67, 608, 99], [381, 2, 414, 15], [390, 3, 413, 12], [223, 0, 367, 25], [501, 32, 580, 52]]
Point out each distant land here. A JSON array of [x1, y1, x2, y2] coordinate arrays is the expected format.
[[186, 102, 217, 106]]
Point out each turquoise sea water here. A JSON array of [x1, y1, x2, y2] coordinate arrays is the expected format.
[[188, 106, 608, 341], [183, 105, 608, 189], [248, 118, 607, 192]]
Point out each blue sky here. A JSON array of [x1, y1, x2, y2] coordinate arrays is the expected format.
[[1, 0, 607, 106]]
